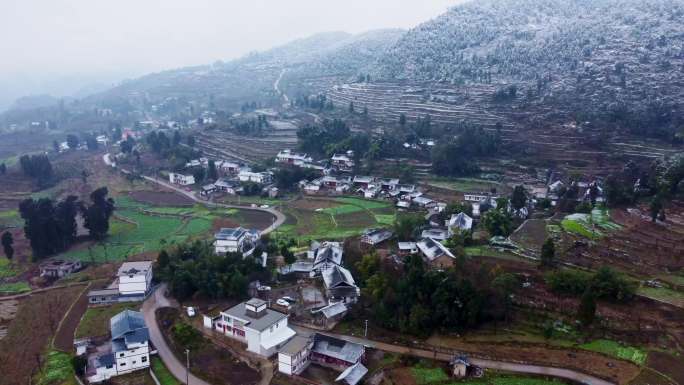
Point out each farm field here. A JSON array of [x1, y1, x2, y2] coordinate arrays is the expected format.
[[55, 192, 271, 262], [276, 196, 396, 243], [151, 357, 181, 385], [0, 286, 82, 385], [388, 365, 565, 385], [425, 177, 505, 194], [34, 350, 78, 385]]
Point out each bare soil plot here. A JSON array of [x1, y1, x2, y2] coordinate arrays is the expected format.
[[129, 191, 194, 207], [53, 286, 90, 351], [0, 286, 82, 385], [563, 204, 684, 277], [510, 219, 549, 254], [646, 351, 684, 385]]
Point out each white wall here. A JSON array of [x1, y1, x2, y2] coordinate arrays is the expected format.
[[115, 343, 150, 374]]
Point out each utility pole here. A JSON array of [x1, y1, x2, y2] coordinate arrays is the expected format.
[[185, 349, 190, 385], [364, 319, 368, 338]]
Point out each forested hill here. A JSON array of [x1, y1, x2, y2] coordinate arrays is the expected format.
[[372, 0, 684, 139]]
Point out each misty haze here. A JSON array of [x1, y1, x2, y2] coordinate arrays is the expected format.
[[0, 1, 683, 385]]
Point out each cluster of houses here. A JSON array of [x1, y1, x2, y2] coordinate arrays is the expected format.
[[87, 261, 154, 305], [202, 297, 368, 385], [168, 157, 276, 197], [275, 149, 354, 173]]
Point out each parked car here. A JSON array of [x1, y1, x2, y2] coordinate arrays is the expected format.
[[282, 296, 296, 303], [276, 299, 291, 308], [260, 204, 270, 209], [186, 306, 196, 317]]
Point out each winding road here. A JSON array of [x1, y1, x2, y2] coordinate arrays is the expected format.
[[103, 153, 285, 235]]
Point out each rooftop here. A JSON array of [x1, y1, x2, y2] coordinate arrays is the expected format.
[[279, 334, 312, 356], [214, 227, 246, 241], [222, 302, 288, 332], [117, 261, 153, 277], [110, 310, 148, 341], [313, 334, 364, 364]]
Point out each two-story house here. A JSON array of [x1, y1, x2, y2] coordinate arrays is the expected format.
[[277, 334, 314, 375], [276, 150, 313, 167], [214, 227, 260, 255], [216, 298, 296, 357], [87, 310, 150, 383], [168, 172, 195, 186], [117, 261, 153, 300]]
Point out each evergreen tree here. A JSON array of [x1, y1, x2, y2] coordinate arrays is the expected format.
[[399, 113, 407, 127], [510, 185, 528, 210], [66, 134, 80, 149], [540, 238, 556, 268], [1, 231, 13, 260], [578, 288, 597, 327], [349, 101, 355, 113], [207, 160, 218, 181], [83, 187, 115, 240], [53, 140, 60, 153], [281, 245, 295, 265]]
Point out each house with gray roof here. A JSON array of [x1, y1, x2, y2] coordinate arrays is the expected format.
[[447, 212, 473, 236], [214, 298, 296, 357], [308, 241, 343, 272], [311, 334, 365, 371], [86, 310, 150, 383], [322, 265, 360, 304], [336, 362, 369, 385]]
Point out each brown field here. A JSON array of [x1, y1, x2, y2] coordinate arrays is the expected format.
[[510, 219, 549, 255], [129, 190, 194, 206], [564, 203, 684, 278], [0, 286, 83, 385], [156, 308, 260, 385], [289, 198, 340, 211], [238, 209, 277, 231], [53, 285, 90, 351], [646, 351, 684, 385]]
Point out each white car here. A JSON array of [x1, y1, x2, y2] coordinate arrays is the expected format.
[[282, 296, 296, 303], [257, 285, 272, 291], [186, 306, 196, 317], [276, 299, 291, 308], [260, 204, 270, 209]]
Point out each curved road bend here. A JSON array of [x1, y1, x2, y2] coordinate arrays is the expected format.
[[103, 153, 285, 235], [292, 326, 614, 385], [143, 285, 210, 385]]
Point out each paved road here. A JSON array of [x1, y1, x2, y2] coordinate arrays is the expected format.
[[142, 285, 210, 385], [103, 153, 286, 235], [292, 326, 615, 385]]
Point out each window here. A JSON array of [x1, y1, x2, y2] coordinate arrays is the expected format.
[[120, 353, 124, 357], [132, 361, 136, 364], [141, 357, 148, 363], [120, 363, 126, 367]]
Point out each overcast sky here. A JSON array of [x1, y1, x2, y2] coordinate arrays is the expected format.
[[0, 0, 461, 105]]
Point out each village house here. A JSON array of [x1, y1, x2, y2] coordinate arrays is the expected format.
[[322, 265, 360, 303], [214, 178, 244, 195], [213, 298, 296, 357], [276, 149, 314, 167], [336, 362, 370, 385], [412, 196, 435, 209], [397, 242, 418, 256], [86, 310, 150, 383], [200, 184, 217, 197], [39, 259, 82, 278], [278, 334, 314, 376], [331, 152, 355, 172], [313, 301, 349, 326], [417, 238, 456, 269], [421, 227, 450, 241], [308, 241, 344, 272], [218, 161, 241, 175], [168, 172, 195, 186], [238, 169, 273, 185], [352, 176, 374, 189], [214, 227, 260, 255], [360, 228, 394, 246], [446, 212, 473, 236], [310, 333, 365, 371], [117, 261, 154, 300]]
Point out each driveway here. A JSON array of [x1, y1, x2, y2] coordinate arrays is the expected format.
[[291, 326, 615, 385], [103, 153, 286, 235], [142, 285, 210, 385]]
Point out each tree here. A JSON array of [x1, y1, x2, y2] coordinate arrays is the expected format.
[[348, 101, 355, 114], [393, 214, 425, 241], [120, 136, 135, 154], [281, 245, 295, 265], [1, 231, 13, 260], [66, 134, 79, 149], [510, 185, 527, 211], [649, 196, 663, 222], [192, 168, 206, 184], [482, 209, 513, 236], [540, 238, 556, 268], [399, 113, 407, 127], [577, 288, 597, 327], [83, 187, 115, 240], [207, 160, 218, 181], [85, 135, 98, 151]]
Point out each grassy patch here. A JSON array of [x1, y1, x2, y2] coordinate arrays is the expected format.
[[0, 257, 19, 278], [0, 281, 31, 293], [35, 350, 77, 385], [579, 339, 647, 365], [412, 366, 449, 385], [151, 357, 181, 385], [76, 303, 140, 338], [561, 209, 621, 240], [638, 286, 684, 307], [0, 209, 22, 227], [426, 177, 503, 193]]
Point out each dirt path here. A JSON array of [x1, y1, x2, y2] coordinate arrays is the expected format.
[[53, 283, 90, 351], [291, 326, 617, 385]]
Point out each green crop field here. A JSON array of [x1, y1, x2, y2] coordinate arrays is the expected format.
[[579, 339, 647, 364], [561, 208, 621, 240], [35, 350, 77, 385], [0, 257, 19, 278], [444, 374, 564, 385], [0, 281, 31, 294], [412, 366, 449, 385], [152, 357, 181, 385]]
